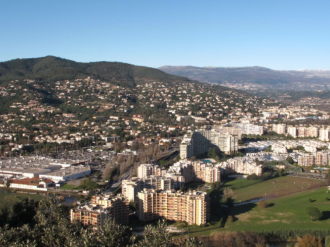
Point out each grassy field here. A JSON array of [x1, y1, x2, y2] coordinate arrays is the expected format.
[[175, 176, 330, 237], [0, 190, 44, 211], [223, 176, 325, 203]]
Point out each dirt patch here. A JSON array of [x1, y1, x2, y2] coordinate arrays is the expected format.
[[236, 211, 266, 222], [262, 220, 280, 224], [276, 212, 293, 217]]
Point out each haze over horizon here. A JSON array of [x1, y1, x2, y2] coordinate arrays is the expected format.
[[1, 0, 329, 70]]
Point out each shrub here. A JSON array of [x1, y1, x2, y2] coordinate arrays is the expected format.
[[306, 207, 323, 221], [325, 236, 330, 247], [258, 200, 267, 209]]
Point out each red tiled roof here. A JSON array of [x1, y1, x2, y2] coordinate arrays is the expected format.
[[10, 177, 39, 185]]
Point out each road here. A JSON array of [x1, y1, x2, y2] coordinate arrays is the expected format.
[[105, 148, 179, 193], [105, 167, 132, 193]]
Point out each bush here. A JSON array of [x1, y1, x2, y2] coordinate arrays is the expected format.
[[306, 207, 323, 221], [325, 236, 330, 247], [258, 200, 267, 209], [247, 174, 259, 180], [296, 234, 321, 247]]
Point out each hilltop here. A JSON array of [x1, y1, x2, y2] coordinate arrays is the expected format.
[[0, 56, 196, 88]]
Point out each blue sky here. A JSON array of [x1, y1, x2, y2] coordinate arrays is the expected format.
[[1, 0, 329, 70]]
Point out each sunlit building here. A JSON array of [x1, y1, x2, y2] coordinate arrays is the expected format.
[[137, 189, 210, 225]]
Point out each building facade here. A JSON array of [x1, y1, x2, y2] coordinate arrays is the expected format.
[[180, 127, 238, 159], [122, 175, 184, 202], [70, 194, 129, 228], [137, 189, 210, 225], [167, 160, 221, 184]]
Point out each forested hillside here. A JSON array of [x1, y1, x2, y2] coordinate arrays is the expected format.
[[0, 56, 195, 88]]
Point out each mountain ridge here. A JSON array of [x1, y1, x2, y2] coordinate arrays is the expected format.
[[0, 56, 197, 88], [159, 65, 330, 91]]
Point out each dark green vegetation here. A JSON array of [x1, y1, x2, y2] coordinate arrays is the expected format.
[[306, 207, 323, 221], [159, 66, 330, 91], [0, 56, 196, 88], [0, 195, 205, 247], [0, 191, 43, 228]]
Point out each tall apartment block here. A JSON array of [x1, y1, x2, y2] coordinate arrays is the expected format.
[[167, 160, 221, 183], [298, 154, 315, 167], [180, 127, 238, 159], [91, 194, 129, 225], [230, 123, 264, 136], [70, 205, 110, 229], [307, 127, 319, 137], [287, 126, 298, 138], [137, 189, 210, 225], [137, 164, 153, 178], [315, 151, 329, 166], [218, 158, 263, 175], [70, 194, 129, 228], [272, 124, 286, 134], [180, 134, 194, 159], [122, 175, 185, 202], [319, 128, 330, 142], [137, 164, 166, 178]]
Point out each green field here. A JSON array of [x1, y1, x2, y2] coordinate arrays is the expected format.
[[223, 176, 324, 203], [0, 190, 44, 211], [175, 176, 330, 237]]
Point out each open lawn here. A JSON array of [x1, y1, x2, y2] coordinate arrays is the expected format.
[[0, 190, 44, 211], [175, 176, 330, 237], [224, 176, 325, 203]]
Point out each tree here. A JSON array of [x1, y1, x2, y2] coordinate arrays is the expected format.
[[306, 207, 323, 221], [223, 188, 235, 200], [135, 219, 172, 247], [279, 168, 287, 176], [286, 156, 294, 164], [208, 148, 218, 159], [296, 234, 320, 247], [325, 170, 330, 186], [247, 174, 259, 180]]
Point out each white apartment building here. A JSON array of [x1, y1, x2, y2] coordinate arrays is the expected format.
[[319, 128, 330, 142], [167, 160, 221, 184], [180, 127, 238, 159], [218, 158, 263, 176], [231, 123, 264, 136], [137, 164, 153, 178], [287, 126, 298, 138], [122, 175, 183, 202], [272, 124, 286, 134]]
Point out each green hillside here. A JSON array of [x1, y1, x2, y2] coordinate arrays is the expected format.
[[0, 56, 195, 87]]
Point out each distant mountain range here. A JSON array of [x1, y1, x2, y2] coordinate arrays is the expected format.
[[159, 66, 330, 91], [0, 56, 196, 88]]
